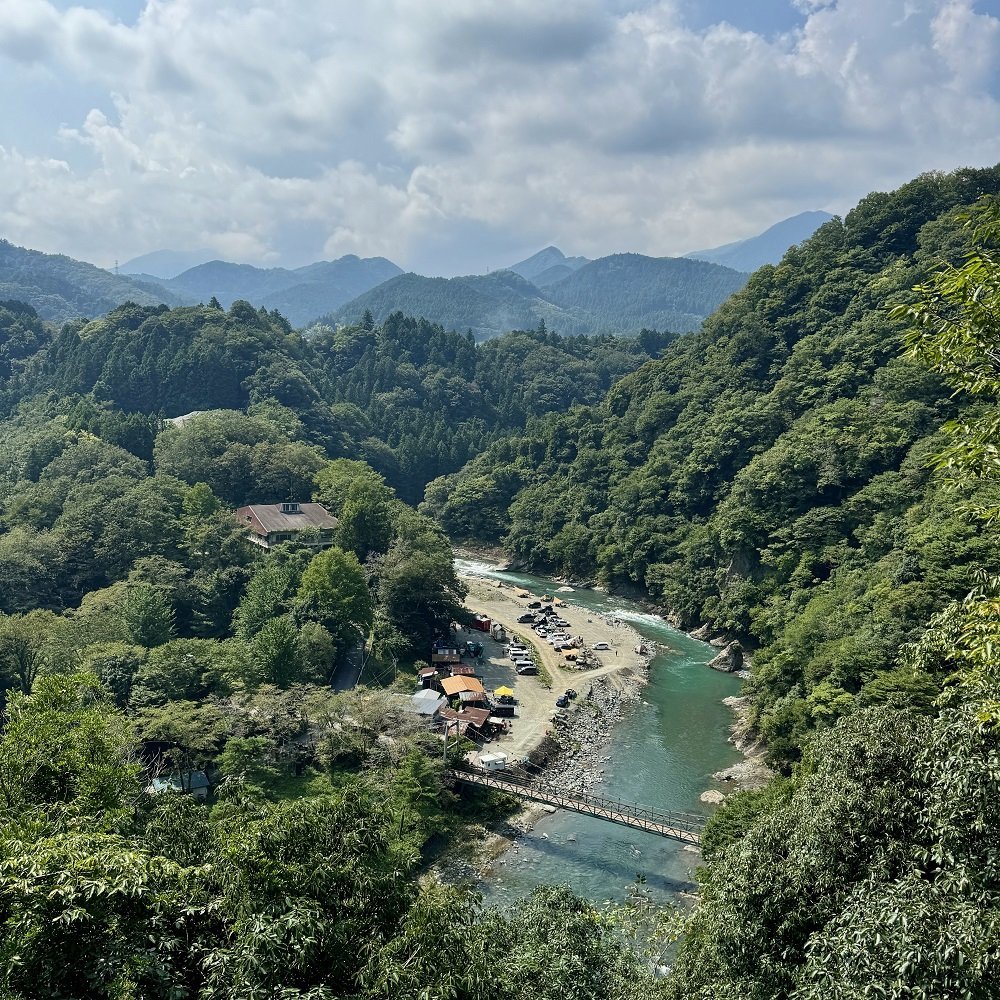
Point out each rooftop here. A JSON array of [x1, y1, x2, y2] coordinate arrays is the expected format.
[[237, 502, 338, 535]]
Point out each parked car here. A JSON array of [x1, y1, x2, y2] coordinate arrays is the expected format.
[[517, 613, 536, 623], [592, 641, 611, 650], [565, 688, 578, 699], [555, 695, 570, 708], [527, 601, 542, 609]]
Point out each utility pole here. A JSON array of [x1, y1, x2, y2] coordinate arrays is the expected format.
[[442, 719, 456, 763]]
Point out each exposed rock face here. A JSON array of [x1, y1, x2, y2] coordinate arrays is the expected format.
[[689, 623, 714, 641], [708, 640, 744, 672], [700, 789, 725, 805]]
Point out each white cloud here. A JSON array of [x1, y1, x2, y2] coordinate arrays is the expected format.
[[0, 0, 998, 273]]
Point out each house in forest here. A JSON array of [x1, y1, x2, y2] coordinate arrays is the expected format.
[[148, 771, 210, 799], [236, 501, 338, 549]]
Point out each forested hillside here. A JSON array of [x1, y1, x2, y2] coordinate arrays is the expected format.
[[329, 255, 746, 339], [0, 333, 658, 998], [0, 294, 670, 998], [425, 166, 1000, 761], [540, 253, 748, 332], [0, 165, 999, 997], [426, 165, 1000, 998], [0, 238, 184, 322], [0, 298, 671, 507]]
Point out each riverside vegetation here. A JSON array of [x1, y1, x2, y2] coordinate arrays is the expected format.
[[0, 165, 995, 996]]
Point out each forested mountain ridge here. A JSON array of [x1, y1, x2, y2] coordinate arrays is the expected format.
[[324, 269, 586, 340], [539, 253, 749, 331], [507, 245, 591, 281], [120, 247, 215, 278], [328, 253, 747, 339], [0, 296, 673, 506], [139, 254, 405, 326], [0, 167, 999, 998], [424, 166, 1000, 758], [0, 238, 186, 322]]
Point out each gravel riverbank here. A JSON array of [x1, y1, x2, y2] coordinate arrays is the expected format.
[[428, 569, 657, 884]]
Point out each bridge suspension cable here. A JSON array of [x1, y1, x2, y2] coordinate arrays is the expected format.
[[448, 768, 703, 844]]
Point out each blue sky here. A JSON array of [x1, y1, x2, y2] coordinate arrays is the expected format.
[[1, 0, 999, 275]]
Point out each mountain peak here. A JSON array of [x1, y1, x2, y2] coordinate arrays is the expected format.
[[119, 248, 215, 280], [686, 210, 835, 273], [508, 246, 591, 282]]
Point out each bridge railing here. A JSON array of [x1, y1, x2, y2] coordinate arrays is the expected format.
[[448, 768, 704, 837]]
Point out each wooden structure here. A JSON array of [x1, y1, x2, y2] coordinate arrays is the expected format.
[[236, 502, 337, 550], [449, 769, 702, 844]]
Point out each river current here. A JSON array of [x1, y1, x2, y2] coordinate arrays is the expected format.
[[454, 558, 743, 906]]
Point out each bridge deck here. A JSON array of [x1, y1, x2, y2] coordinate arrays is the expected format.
[[449, 769, 702, 844]]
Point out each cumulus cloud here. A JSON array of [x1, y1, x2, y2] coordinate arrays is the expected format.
[[0, 0, 998, 273]]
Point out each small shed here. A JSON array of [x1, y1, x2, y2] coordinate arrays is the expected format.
[[480, 751, 509, 772], [408, 689, 447, 717], [440, 675, 486, 697], [149, 771, 210, 800]]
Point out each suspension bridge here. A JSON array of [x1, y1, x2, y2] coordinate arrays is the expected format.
[[448, 769, 704, 844]]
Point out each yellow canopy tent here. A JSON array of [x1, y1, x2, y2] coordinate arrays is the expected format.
[[495, 685, 515, 698]]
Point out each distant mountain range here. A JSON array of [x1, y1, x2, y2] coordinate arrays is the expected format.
[[686, 210, 834, 272], [0, 210, 832, 335], [325, 253, 748, 339], [120, 248, 215, 279], [133, 256, 405, 327]]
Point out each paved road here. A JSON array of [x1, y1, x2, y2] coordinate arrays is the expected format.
[[331, 643, 364, 691]]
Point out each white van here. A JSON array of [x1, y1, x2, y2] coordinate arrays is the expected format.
[[592, 641, 611, 651]]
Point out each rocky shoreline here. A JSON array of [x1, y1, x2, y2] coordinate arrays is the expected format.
[[540, 667, 647, 792], [428, 615, 655, 886], [441, 548, 771, 885]]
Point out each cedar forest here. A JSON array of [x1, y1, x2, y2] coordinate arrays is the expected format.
[[0, 166, 998, 997]]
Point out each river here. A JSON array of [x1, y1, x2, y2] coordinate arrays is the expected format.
[[454, 558, 743, 907]]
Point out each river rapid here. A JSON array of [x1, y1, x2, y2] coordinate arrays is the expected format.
[[454, 558, 743, 907]]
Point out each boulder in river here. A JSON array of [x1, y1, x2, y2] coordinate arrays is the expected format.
[[700, 789, 725, 805], [708, 641, 744, 673]]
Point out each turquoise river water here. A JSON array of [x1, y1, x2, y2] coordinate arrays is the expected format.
[[454, 558, 743, 907]]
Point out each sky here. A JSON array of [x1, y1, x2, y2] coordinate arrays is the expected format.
[[1, 0, 999, 276]]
